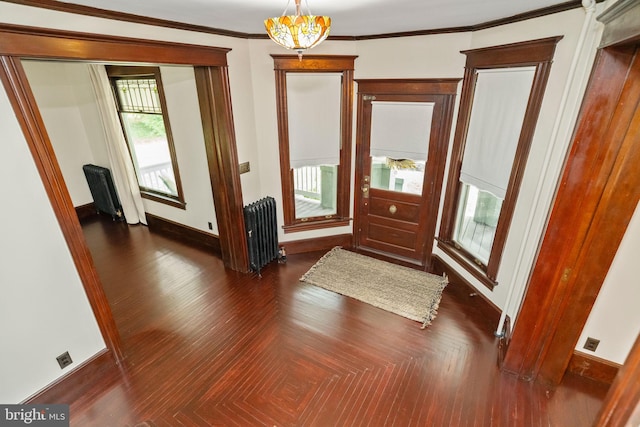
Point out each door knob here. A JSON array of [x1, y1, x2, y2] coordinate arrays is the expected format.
[[362, 183, 369, 198], [389, 204, 397, 214]]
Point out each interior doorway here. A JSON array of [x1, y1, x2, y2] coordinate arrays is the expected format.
[[0, 25, 247, 362]]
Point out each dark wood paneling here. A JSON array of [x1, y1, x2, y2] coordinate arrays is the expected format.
[[368, 194, 420, 223], [146, 213, 221, 255], [503, 45, 640, 385], [368, 223, 416, 250], [568, 351, 621, 385]]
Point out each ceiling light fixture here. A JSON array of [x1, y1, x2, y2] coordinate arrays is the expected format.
[[264, 0, 331, 60]]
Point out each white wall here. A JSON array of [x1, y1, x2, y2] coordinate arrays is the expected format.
[[23, 61, 223, 234], [577, 203, 640, 364], [21, 61, 102, 206], [0, 83, 106, 403], [354, 33, 471, 79]]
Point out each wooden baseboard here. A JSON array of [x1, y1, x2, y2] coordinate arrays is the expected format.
[[24, 349, 117, 404], [282, 233, 352, 255], [75, 202, 97, 221], [431, 255, 502, 316], [146, 213, 221, 255], [568, 351, 621, 384]]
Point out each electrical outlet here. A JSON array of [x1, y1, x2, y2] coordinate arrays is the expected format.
[[583, 337, 600, 352], [239, 162, 250, 174], [56, 351, 73, 369], [208, 222, 213, 230]]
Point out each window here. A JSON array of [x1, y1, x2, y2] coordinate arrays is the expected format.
[[369, 100, 435, 196], [272, 55, 357, 232], [437, 37, 561, 289], [107, 66, 185, 208]]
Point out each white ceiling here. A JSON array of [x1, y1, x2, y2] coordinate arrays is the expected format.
[[56, 0, 575, 37]]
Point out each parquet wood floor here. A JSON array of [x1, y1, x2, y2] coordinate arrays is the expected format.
[[63, 216, 608, 426]]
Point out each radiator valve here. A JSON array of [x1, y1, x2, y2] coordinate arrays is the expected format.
[[278, 246, 287, 263]]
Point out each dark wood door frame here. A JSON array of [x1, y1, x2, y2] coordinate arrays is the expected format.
[[504, 0, 640, 425], [0, 24, 249, 364]]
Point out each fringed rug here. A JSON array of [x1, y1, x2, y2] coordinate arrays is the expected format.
[[300, 247, 448, 328]]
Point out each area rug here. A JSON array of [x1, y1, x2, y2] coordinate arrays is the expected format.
[[300, 247, 448, 328]]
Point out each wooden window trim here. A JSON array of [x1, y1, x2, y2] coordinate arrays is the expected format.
[[437, 37, 562, 287], [272, 55, 357, 233], [106, 65, 186, 209]]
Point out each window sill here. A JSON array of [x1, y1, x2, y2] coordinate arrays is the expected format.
[[141, 191, 186, 210], [283, 217, 351, 233], [436, 240, 498, 290]]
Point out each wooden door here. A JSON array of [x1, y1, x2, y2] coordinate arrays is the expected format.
[[354, 80, 458, 268]]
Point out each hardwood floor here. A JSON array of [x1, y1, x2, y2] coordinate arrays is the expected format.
[[62, 216, 608, 426]]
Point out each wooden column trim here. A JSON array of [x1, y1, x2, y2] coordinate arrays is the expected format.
[[0, 55, 124, 362], [194, 66, 249, 272], [502, 45, 640, 384]]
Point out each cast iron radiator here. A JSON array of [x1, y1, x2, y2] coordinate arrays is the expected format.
[[244, 196, 279, 275], [82, 164, 124, 221]]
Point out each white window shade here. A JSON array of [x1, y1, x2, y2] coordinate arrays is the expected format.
[[460, 67, 536, 199], [287, 73, 342, 168], [370, 101, 434, 160]]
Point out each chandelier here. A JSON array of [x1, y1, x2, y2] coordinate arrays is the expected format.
[[264, 0, 331, 59]]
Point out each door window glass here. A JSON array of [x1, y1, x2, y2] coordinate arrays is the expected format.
[[370, 156, 425, 195]]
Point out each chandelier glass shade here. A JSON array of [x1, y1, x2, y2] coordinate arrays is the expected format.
[[264, 0, 331, 57]]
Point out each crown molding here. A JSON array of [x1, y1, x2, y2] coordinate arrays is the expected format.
[[3, 0, 603, 41]]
